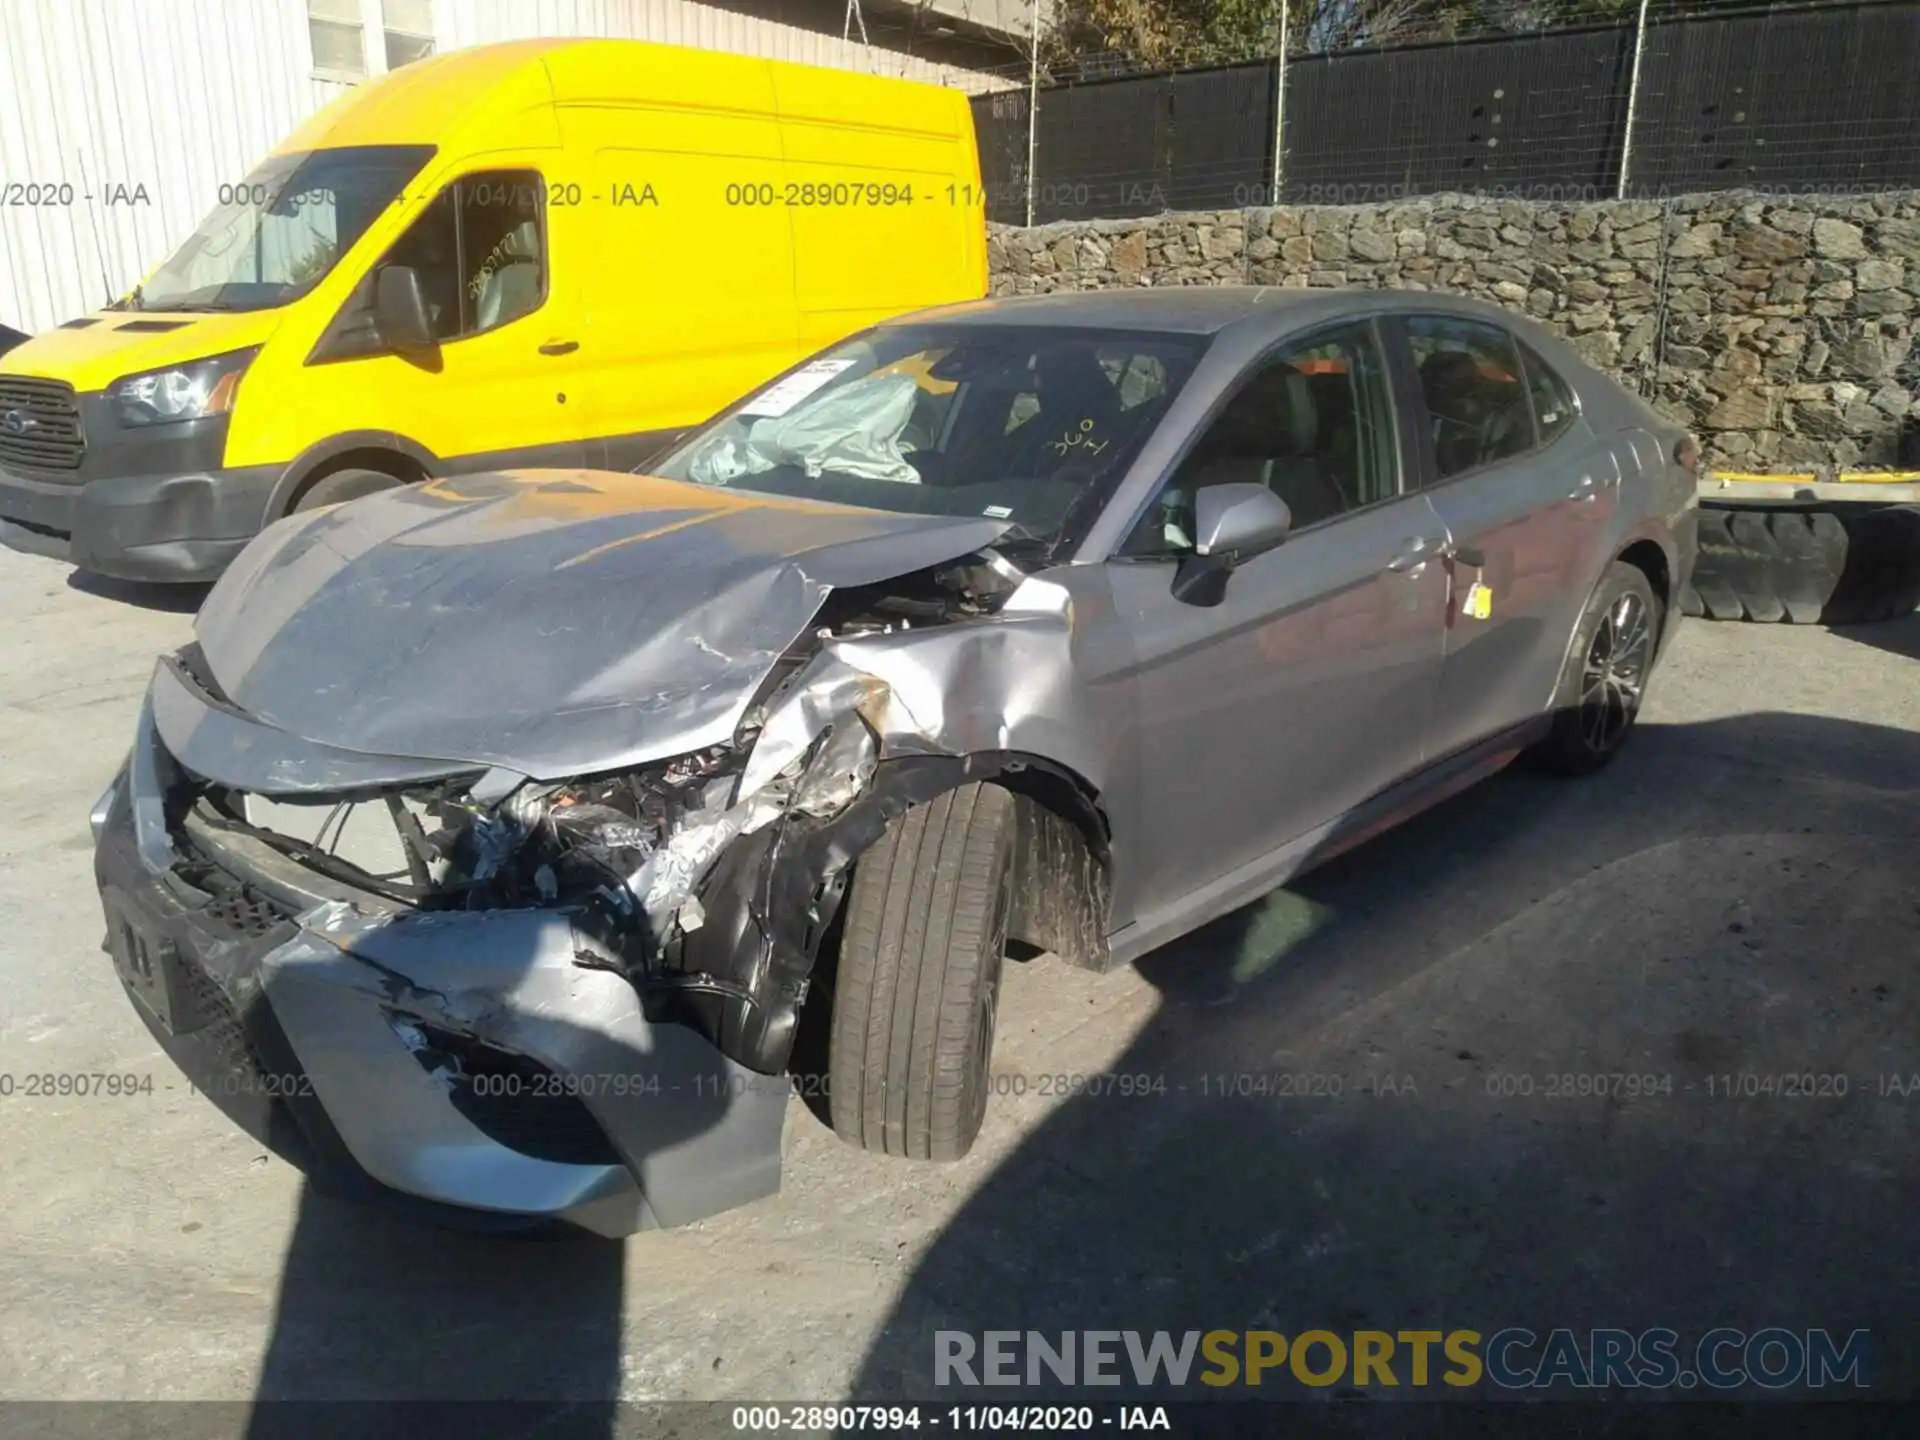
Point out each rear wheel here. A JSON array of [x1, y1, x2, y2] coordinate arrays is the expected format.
[[293, 466, 405, 513], [827, 783, 1015, 1162], [1527, 562, 1661, 776]]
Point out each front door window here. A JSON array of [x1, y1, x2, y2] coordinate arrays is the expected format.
[[381, 170, 548, 339], [1124, 320, 1399, 554]]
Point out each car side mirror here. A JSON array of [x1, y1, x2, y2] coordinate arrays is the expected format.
[[372, 265, 436, 357], [1171, 481, 1292, 607]]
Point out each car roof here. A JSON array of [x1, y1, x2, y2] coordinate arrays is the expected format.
[[894, 285, 1545, 346]]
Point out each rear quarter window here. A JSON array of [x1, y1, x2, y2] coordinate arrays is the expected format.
[[1522, 343, 1580, 445]]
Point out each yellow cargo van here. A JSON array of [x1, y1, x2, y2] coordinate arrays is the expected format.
[[0, 39, 987, 581]]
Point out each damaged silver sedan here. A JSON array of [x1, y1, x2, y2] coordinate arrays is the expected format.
[[92, 288, 1697, 1234]]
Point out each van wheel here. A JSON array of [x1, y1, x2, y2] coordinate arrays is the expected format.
[[827, 783, 1015, 1162], [293, 467, 403, 512], [1527, 561, 1661, 776]]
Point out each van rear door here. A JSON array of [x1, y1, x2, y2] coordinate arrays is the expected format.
[[552, 48, 799, 465], [772, 70, 986, 350]]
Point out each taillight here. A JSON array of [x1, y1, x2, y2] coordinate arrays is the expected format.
[[1675, 435, 1700, 472]]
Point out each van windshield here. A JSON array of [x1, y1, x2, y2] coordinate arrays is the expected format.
[[651, 324, 1205, 542], [126, 145, 435, 313]]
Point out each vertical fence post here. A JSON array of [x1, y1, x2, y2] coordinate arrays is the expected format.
[[1617, 0, 1652, 200], [1025, 0, 1041, 227], [1269, 0, 1290, 204]]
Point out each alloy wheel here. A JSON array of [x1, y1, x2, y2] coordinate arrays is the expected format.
[[1578, 592, 1652, 753]]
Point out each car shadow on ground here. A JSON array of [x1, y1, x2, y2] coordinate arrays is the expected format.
[[844, 710, 1920, 1424], [1827, 611, 1920, 664], [230, 710, 1918, 1435], [237, 962, 754, 1439], [244, 1193, 625, 1434], [65, 569, 209, 614]]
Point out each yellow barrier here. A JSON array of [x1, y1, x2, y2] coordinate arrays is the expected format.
[[1711, 470, 1920, 484]]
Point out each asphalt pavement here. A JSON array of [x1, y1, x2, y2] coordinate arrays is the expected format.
[[0, 546, 1914, 1424]]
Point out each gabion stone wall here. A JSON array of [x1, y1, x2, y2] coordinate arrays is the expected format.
[[987, 192, 1920, 470]]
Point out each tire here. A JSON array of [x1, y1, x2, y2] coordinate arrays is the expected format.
[[1679, 504, 1920, 624], [1526, 561, 1662, 776], [1825, 505, 1920, 624], [827, 783, 1016, 1162], [293, 466, 405, 513]]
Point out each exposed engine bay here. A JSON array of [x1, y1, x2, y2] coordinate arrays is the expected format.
[[160, 542, 1100, 1076]]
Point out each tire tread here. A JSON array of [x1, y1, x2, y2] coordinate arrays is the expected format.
[[828, 784, 1014, 1161], [1682, 503, 1920, 625]]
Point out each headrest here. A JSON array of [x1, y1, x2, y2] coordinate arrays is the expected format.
[[1228, 363, 1316, 455], [1280, 366, 1317, 454]]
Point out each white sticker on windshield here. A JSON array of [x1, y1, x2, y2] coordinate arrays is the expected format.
[[738, 360, 858, 417], [983, 505, 1013, 518]]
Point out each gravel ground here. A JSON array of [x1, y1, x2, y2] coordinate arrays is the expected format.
[[0, 545, 1914, 1423]]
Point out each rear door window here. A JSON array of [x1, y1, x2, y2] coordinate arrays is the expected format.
[[1404, 315, 1536, 480]]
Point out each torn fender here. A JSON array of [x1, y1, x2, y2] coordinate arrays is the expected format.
[[736, 572, 1110, 800], [675, 752, 1112, 1075]]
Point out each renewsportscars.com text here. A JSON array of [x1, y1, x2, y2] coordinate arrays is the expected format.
[[934, 1327, 1871, 1391]]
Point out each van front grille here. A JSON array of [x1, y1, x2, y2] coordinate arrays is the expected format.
[[0, 375, 85, 471]]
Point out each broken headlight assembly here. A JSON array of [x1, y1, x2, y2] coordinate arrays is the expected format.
[[789, 716, 878, 819], [183, 708, 883, 951], [424, 745, 742, 920]]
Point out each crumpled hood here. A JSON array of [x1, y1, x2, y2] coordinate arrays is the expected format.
[[193, 470, 1011, 780]]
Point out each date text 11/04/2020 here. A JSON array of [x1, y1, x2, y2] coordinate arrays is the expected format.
[[730, 1406, 1171, 1432]]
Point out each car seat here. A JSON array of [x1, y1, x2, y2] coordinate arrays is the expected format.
[[1224, 364, 1347, 527], [473, 221, 542, 331], [996, 346, 1128, 476], [1419, 349, 1491, 474]]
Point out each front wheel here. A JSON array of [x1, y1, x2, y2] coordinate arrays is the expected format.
[[293, 466, 404, 513], [827, 783, 1015, 1161], [1526, 561, 1662, 776]]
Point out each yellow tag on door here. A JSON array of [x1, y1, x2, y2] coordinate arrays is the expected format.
[[1463, 581, 1493, 620]]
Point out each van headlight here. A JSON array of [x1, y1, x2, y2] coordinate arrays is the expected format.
[[108, 348, 257, 428]]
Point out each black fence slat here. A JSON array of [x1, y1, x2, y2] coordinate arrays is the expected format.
[[987, 1, 1920, 224], [969, 88, 1032, 225], [1033, 74, 1174, 223], [1626, 4, 1920, 196], [1280, 27, 1633, 205], [1169, 62, 1278, 212]]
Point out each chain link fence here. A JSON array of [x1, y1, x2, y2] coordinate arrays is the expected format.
[[967, 0, 1920, 224]]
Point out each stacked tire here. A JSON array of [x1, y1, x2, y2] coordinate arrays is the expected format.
[[1681, 503, 1920, 624]]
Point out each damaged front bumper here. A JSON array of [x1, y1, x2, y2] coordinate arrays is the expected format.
[[93, 761, 789, 1237]]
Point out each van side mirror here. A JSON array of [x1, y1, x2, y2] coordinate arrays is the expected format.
[[373, 265, 436, 357], [1172, 481, 1292, 607]]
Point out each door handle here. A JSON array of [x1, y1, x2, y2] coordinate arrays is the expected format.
[[539, 339, 580, 356], [1568, 474, 1600, 503], [1385, 536, 1442, 573]]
